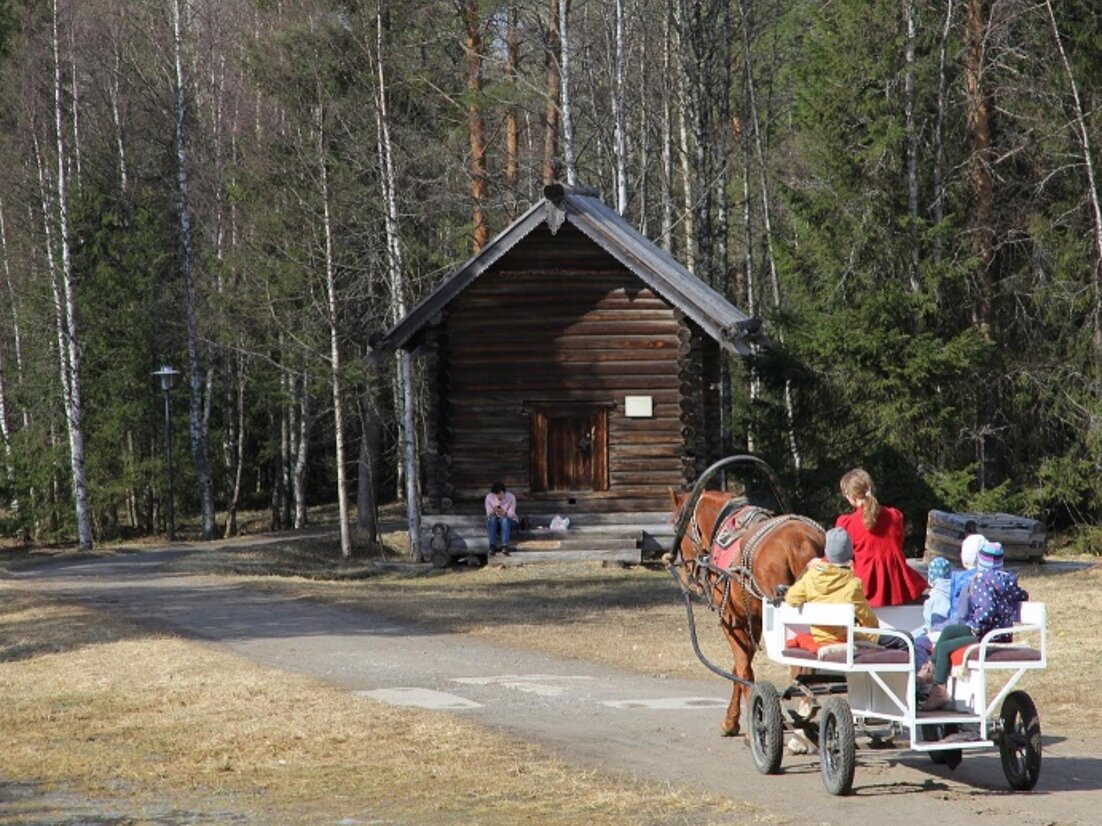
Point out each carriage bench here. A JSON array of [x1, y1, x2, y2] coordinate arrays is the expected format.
[[751, 597, 1046, 794]]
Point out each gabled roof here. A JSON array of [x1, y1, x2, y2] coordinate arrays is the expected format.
[[370, 184, 765, 356]]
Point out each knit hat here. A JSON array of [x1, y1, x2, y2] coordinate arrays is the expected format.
[[927, 556, 951, 583], [960, 533, 987, 570], [976, 541, 1005, 569], [824, 528, 854, 565]]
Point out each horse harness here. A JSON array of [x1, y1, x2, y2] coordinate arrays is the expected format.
[[687, 498, 823, 649]]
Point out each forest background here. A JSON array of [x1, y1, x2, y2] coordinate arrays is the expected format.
[[1, 0, 1101, 557]]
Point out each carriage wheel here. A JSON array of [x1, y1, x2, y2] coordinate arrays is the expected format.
[[748, 681, 784, 775], [819, 697, 856, 796], [922, 724, 960, 766], [999, 690, 1042, 791]]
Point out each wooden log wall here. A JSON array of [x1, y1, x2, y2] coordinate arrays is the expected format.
[[425, 223, 705, 512]]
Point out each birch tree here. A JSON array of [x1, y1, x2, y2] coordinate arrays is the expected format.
[[542, 0, 561, 183], [612, 0, 627, 213], [373, 5, 421, 560], [172, 0, 218, 539], [50, 0, 93, 550], [903, 0, 919, 293], [314, 96, 351, 558], [559, 0, 577, 185], [0, 195, 14, 496]]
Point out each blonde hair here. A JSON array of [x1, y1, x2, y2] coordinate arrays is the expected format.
[[840, 468, 881, 530]]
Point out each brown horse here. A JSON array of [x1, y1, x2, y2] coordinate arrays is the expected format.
[[668, 489, 825, 736]]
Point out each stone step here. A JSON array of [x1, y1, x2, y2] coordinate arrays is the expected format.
[[422, 511, 672, 529], [486, 547, 642, 565]]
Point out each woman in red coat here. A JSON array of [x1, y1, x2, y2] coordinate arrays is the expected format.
[[835, 468, 927, 607]]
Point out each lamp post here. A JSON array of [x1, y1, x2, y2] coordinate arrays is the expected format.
[[152, 365, 180, 541]]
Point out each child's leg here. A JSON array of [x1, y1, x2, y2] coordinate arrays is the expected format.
[[932, 624, 976, 685], [914, 634, 933, 671]]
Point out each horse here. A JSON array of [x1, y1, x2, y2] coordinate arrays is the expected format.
[[668, 488, 825, 737]]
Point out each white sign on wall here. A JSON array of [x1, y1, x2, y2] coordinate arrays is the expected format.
[[624, 395, 653, 418]]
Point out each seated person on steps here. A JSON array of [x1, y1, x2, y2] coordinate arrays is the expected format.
[[485, 481, 517, 556], [785, 527, 910, 652], [919, 542, 1029, 710]]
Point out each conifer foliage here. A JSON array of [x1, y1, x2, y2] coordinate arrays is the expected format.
[[0, 0, 1100, 548]]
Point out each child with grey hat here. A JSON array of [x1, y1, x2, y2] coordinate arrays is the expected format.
[[785, 528, 910, 651]]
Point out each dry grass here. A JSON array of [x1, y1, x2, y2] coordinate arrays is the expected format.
[[0, 585, 766, 825]]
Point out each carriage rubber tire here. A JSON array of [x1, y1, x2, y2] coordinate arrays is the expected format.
[[924, 724, 959, 766], [748, 681, 784, 775], [999, 690, 1042, 791], [819, 696, 856, 796], [430, 548, 451, 569]]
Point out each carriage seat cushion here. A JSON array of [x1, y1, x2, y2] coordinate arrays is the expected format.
[[950, 644, 1042, 669], [785, 634, 907, 664], [817, 643, 909, 665]]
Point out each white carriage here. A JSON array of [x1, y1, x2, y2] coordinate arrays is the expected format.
[[750, 596, 1046, 794]]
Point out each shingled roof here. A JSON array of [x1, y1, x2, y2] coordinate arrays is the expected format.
[[370, 184, 765, 356]]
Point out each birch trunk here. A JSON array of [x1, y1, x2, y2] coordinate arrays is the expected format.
[[559, 0, 577, 185], [0, 198, 25, 392], [543, 0, 560, 184], [0, 197, 12, 493], [292, 373, 311, 531], [316, 102, 351, 558], [109, 46, 129, 198], [742, 146, 759, 453], [357, 395, 382, 544], [612, 0, 627, 213], [505, 3, 519, 219], [904, 0, 919, 293], [52, 0, 93, 550], [676, 39, 695, 272], [932, 0, 954, 264], [660, 6, 673, 250], [66, 28, 82, 194], [716, 0, 732, 456], [375, 8, 422, 560], [173, 0, 218, 539], [638, 25, 650, 234], [1044, 0, 1102, 368]]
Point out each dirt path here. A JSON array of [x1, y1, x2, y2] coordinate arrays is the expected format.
[[8, 549, 1101, 825]]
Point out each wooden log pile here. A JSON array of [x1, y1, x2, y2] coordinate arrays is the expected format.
[[924, 509, 1046, 563]]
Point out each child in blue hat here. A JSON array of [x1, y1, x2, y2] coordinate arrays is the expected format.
[[912, 556, 952, 678], [920, 542, 1029, 710]]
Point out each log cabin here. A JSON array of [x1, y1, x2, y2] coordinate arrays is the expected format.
[[370, 185, 766, 556]]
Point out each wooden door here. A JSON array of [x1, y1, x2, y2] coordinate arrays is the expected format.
[[530, 405, 609, 492]]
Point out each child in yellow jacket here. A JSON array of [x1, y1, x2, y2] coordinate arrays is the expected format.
[[785, 527, 908, 650]]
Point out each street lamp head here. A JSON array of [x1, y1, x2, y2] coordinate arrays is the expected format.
[[152, 364, 180, 393]]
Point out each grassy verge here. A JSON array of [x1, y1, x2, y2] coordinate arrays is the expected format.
[[0, 584, 765, 825]]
